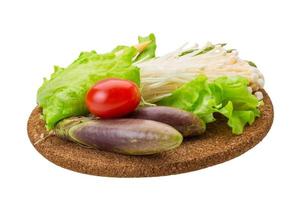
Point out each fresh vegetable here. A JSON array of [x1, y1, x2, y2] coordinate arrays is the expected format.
[[137, 42, 264, 103], [134, 33, 156, 62], [128, 106, 206, 137], [37, 33, 264, 136], [158, 75, 260, 134], [54, 117, 183, 155], [86, 78, 141, 118], [37, 34, 156, 129]]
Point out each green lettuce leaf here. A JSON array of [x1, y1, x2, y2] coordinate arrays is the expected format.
[[158, 75, 260, 134], [134, 33, 156, 62], [37, 47, 140, 129], [37, 34, 157, 129]]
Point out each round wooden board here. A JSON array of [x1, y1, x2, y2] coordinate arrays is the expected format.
[[28, 90, 273, 177]]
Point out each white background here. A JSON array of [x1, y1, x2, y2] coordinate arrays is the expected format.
[[0, 0, 299, 199]]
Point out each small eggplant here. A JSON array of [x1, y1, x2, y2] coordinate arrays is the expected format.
[[128, 106, 206, 137], [54, 117, 183, 155]]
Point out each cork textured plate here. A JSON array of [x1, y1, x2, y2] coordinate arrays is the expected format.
[[28, 90, 273, 177]]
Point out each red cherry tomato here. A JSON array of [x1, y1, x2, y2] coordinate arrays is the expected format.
[[86, 78, 141, 118]]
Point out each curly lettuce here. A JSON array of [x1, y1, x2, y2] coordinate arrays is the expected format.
[[134, 33, 156, 62], [158, 75, 260, 134], [37, 47, 139, 129], [37, 34, 157, 129]]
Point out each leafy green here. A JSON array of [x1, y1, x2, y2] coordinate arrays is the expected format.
[[37, 47, 140, 129], [38, 33, 158, 129], [134, 33, 156, 62], [158, 75, 260, 134]]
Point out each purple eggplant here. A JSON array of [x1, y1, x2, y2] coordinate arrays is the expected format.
[[128, 106, 206, 137], [54, 117, 183, 155]]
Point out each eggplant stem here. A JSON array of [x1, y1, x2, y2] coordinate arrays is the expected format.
[[34, 131, 55, 146]]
